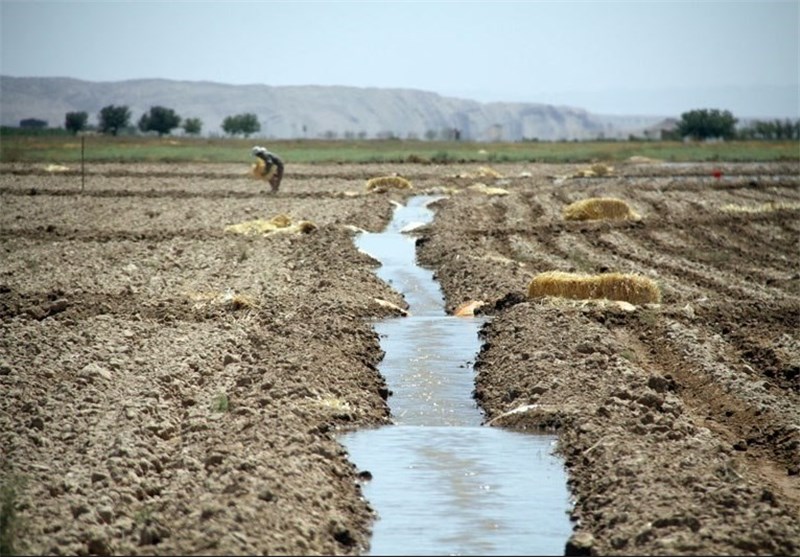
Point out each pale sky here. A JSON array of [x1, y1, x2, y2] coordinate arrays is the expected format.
[[2, 0, 799, 118]]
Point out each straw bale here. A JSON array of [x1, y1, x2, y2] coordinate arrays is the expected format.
[[563, 197, 641, 221], [573, 163, 614, 178], [268, 214, 292, 227], [224, 214, 316, 236], [475, 166, 503, 178], [44, 164, 70, 173], [250, 158, 277, 181], [466, 183, 510, 196], [224, 220, 274, 235], [527, 271, 661, 305], [366, 175, 413, 192], [591, 163, 614, 176], [450, 166, 503, 179], [626, 156, 663, 164]]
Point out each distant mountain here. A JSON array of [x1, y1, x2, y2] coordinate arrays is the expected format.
[[0, 76, 668, 141]]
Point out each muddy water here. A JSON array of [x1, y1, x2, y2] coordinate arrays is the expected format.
[[341, 196, 573, 556]]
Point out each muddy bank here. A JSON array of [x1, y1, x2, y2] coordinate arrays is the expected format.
[[1, 160, 799, 555]]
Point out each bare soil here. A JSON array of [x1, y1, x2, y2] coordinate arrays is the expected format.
[[1, 160, 798, 556]]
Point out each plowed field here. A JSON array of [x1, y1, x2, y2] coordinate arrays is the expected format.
[[1, 160, 798, 555]]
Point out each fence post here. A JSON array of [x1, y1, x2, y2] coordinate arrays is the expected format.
[[81, 136, 85, 192]]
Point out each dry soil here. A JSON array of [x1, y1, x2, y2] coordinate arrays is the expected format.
[[1, 159, 798, 556]]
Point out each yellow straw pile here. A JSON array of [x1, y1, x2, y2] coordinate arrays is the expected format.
[[224, 214, 316, 236], [366, 176, 413, 192], [563, 197, 641, 221], [528, 271, 661, 305], [250, 158, 277, 181]]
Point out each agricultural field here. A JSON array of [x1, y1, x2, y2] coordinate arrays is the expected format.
[[2, 135, 799, 165], [1, 154, 799, 555]]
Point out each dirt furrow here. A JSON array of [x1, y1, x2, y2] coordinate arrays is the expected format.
[[415, 162, 800, 555], [2, 161, 798, 556]]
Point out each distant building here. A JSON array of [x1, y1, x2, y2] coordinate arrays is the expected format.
[[643, 118, 679, 140]]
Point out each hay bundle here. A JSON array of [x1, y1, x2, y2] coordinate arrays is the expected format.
[[528, 271, 661, 305], [366, 175, 413, 193], [573, 163, 614, 178], [626, 156, 663, 164], [563, 197, 641, 221], [224, 214, 316, 236], [591, 163, 614, 176], [44, 164, 70, 173], [250, 157, 278, 181], [268, 213, 292, 227], [451, 166, 503, 179], [475, 166, 503, 178], [466, 183, 510, 196]]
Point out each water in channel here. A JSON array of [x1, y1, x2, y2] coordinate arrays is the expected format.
[[340, 195, 573, 556]]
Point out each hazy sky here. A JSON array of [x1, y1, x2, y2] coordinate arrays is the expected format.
[[2, 0, 798, 118]]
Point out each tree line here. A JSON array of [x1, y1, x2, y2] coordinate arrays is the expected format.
[[57, 105, 263, 137], [665, 109, 799, 141], [13, 106, 800, 141]]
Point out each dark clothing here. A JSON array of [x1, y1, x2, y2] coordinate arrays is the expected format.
[[254, 148, 284, 192]]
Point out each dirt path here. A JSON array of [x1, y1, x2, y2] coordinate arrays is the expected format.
[[1, 160, 798, 555]]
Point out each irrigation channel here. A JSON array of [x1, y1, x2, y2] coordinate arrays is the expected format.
[[340, 195, 573, 556]]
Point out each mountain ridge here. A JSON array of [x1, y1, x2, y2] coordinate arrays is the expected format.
[[0, 75, 668, 141]]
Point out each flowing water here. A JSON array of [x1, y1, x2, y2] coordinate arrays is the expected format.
[[340, 195, 573, 556]]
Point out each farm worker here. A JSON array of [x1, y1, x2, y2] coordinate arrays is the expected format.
[[251, 145, 284, 193]]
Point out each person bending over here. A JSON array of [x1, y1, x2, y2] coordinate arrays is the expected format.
[[252, 145, 284, 193]]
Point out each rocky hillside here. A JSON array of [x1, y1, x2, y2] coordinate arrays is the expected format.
[[0, 75, 665, 141]]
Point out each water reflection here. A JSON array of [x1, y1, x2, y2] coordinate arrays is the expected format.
[[342, 195, 572, 556], [343, 426, 571, 556]]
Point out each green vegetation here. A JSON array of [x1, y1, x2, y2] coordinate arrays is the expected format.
[[65, 111, 89, 135], [221, 113, 261, 137], [675, 108, 738, 140], [138, 106, 181, 136], [0, 134, 797, 164], [18, 118, 47, 130], [739, 118, 800, 140], [212, 392, 229, 413], [98, 105, 132, 136], [133, 505, 154, 526], [182, 117, 203, 136]]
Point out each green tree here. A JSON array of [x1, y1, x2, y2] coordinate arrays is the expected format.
[[65, 111, 89, 134], [98, 105, 131, 136], [19, 118, 48, 129], [739, 118, 800, 140], [676, 108, 738, 140], [772, 118, 799, 140], [182, 117, 203, 135], [221, 113, 261, 137], [138, 106, 181, 136]]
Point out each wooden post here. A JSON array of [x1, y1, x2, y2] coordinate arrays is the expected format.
[[81, 136, 85, 192]]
